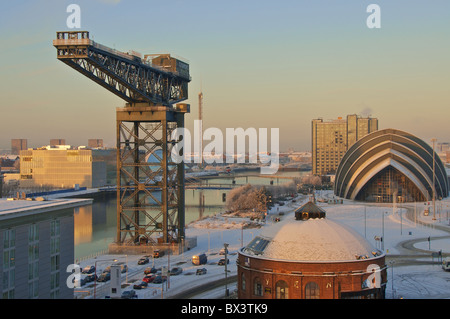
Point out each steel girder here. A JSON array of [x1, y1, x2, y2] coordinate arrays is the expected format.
[[116, 105, 186, 245], [54, 34, 189, 106]]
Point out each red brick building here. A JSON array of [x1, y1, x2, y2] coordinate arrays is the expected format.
[[237, 202, 387, 299]]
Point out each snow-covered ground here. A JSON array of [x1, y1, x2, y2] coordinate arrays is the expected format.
[[74, 191, 450, 299]]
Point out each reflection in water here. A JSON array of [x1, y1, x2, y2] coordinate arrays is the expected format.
[[74, 171, 306, 260]]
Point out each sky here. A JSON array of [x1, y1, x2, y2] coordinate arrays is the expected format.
[[0, 0, 449, 152]]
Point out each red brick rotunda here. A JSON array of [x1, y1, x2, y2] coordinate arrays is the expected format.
[[237, 201, 387, 299]]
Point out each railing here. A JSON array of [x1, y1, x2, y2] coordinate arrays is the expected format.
[[54, 31, 191, 81]]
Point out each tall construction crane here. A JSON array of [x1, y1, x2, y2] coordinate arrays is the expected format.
[[53, 31, 191, 249]]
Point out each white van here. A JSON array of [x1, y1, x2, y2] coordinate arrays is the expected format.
[[442, 257, 450, 271]]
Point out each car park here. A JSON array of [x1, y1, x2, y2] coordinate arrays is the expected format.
[[196, 268, 207, 275]]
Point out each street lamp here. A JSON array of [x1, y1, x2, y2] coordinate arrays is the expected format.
[[224, 243, 229, 297]]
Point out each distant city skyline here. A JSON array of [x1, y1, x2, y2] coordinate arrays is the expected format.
[[1, 0, 449, 152]]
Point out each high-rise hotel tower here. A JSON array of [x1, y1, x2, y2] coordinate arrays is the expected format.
[[312, 114, 378, 175]]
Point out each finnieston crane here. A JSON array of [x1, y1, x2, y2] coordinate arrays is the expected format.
[[53, 31, 191, 251]]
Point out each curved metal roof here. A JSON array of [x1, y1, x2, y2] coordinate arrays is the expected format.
[[334, 129, 449, 201]]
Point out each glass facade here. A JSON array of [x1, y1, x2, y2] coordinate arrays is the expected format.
[[355, 167, 427, 203], [312, 115, 378, 175], [19, 149, 105, 188]]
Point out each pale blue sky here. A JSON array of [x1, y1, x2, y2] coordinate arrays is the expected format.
[[1, 0, 449, 151]]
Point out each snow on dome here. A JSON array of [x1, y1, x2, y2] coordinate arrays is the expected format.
[[246, 217, 381, 262]]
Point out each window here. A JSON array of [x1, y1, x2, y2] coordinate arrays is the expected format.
[[2, 229, 15, 299], [253, 278, 263, 296], [276, 280, 289, 299], [305, 282, 320, 299], [50, 219, 61, 298], [28, 224, 39, 299], [241, 273, 246, 292]]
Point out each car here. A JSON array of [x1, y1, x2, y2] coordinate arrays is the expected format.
[[196, 268, 207, 275], [152, 275, 166, 284], [121, 290, 138, 299], [81, 265, 95, 274], [120, 264, 128, 273], [85, 273, 97, 282], [218, 258, 229, 266], [133, 281, 148, 289], [142, 274, 155, 283], [97, 272, 111, 282], [75, 276, 88, 287], [138, 257, 149, 265], [219, 248, 228, 255], [169, 267, 182, 276], [153, 249, 165, 258], [144, 267, 157, 274], [103, 266, 111, 273]]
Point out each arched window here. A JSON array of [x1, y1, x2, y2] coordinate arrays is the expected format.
[[253, 278, 262, 296], [305, 282, 320, 299], [241, 273, 246, 291], [276, 280, 289, 299]]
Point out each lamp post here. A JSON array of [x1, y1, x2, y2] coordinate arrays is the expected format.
[[93, 256, 128, 299], [224, 243, 229, 297]]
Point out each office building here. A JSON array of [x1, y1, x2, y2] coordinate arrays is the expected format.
[[312, 114, 378, 175], [50, 139, 65, 146], [11, 139, 27, 156], [0, 197, 92, 299], [19, 146, 106, 189], [88, 139, 103, 149]]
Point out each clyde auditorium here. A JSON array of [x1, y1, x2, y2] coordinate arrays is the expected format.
[[334, 128, 449, 203]]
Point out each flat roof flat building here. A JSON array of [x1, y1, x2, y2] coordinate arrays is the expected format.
[[88, 139, 103, 149], [312, 114, 378, 176], [19, 146, 106, 189], [0, 197, 92, 299], [50, 139, 65, 146]]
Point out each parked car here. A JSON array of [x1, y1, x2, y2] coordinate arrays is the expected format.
[[85, 273, 97, 282], [196, 268, 207, 275], [192, 254, 207, 265], [75, 276, 88, 287], [144, 267, 157, 274], [121, 290, 138, 299], [152, 275, 166, 284], [120, 264, 128, 273], [142, 274, 155, 283], [81, 265, 96, 274], [218, 258, 229, 266], [153, 249, 165, 258], [97, 272, 111, 282], [170, 267, 182, 276], [138, 257, 149, 265], [219, 248, 228, 255], [133, 281, 148, 289], [103, 266, 111, 273]]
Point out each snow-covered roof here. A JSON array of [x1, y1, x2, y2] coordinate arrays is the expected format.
[[242, 216, 382, 262]]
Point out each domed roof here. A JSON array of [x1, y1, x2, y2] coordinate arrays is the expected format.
[[242, 211, 381, 262]]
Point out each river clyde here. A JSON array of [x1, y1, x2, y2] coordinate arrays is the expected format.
[[73, 171, 307, 261]]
